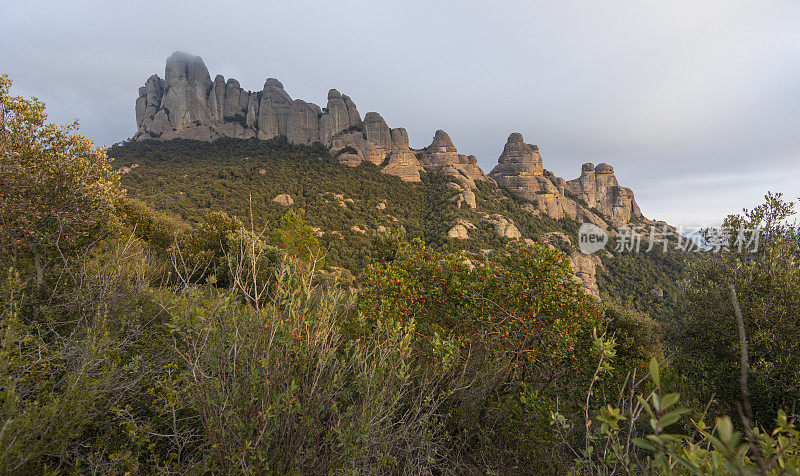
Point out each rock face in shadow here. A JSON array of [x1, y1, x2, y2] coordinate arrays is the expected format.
[[136, 52, 217, 141]]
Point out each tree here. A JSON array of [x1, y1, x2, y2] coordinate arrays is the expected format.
[[276, 209, 321, 264], [672, 193, 800, 426], [0, 74, 122, 288], [173, 211, 242, 286]]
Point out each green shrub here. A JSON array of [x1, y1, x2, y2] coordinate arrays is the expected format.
[[357, 240, 603, 473], [672, 193, 800, 426]]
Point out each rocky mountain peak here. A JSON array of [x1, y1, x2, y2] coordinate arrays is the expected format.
[[263, 78, 284, 90], [488, 132, 547, 200], [134, 53, 499, 185], [490, 132, 544, 180], [164, 51, 211, 87], [485, 132, 644, 229], [430, 130, 457, 152], [566, 161, 642, 225]]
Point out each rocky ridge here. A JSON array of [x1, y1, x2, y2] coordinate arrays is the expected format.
[[135, 53, 644, 230], [136, 52, 426, 182], [489, 133, 644, 228]]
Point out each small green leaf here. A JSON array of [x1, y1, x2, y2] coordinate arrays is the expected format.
[[658, 409, 687, 430], [633, 438, 656, 451], [777, 409, 788, 427], [649, 357, 661, 388], [637, 395, 655, 419], [717, 416, 733, 445], [660, 392, 680, 410]]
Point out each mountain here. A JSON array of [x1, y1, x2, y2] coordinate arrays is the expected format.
[[124, 52, 685, 304]]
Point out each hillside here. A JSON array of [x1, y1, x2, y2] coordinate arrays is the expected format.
[[110, 137, 689, 315]]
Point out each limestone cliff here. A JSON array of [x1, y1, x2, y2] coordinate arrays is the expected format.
[[135, 52, 424, 181], [565, 163, 643, 226], [489, 133, 643, 227]]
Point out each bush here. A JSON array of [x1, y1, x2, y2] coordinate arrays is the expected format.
[[551, 343, 800, 474], [671, 193, 800, 425], [163, 254, 450, 473], [602, 301, 662, 371], [357, 240, 602, 472]]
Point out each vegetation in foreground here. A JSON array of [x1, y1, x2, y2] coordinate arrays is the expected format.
[[2, 74, 799, 474]]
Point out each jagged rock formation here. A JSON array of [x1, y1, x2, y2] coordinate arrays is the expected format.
[[489, 133, 570, 201], [135, 52, 424, 181], [135, 54, 645, 229], [565, 163, 642, 226], [489, 133, 643, 227], [331, 112, 423, 182], [420, 130, 491, 188], [134, 53, 360, 145], [486, 215, 522, 239]]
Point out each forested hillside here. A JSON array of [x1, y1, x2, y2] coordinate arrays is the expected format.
[[111, 137, 689, 314]]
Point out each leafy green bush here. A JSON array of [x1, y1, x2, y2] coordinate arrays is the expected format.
[[602, 301, 663, 371], [671, 193, 800, 426], [115, 196, 184, 253], [357, 240, 603, 472], [552, 339, 800, 475]]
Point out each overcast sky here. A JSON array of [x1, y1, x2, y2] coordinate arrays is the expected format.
[[3, 0, 799, 226]]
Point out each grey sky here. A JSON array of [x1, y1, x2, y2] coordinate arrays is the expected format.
[[3, 0, 799, 225]]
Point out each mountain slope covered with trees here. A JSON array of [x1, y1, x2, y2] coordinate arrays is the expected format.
[[110, 137, 690, 314]]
